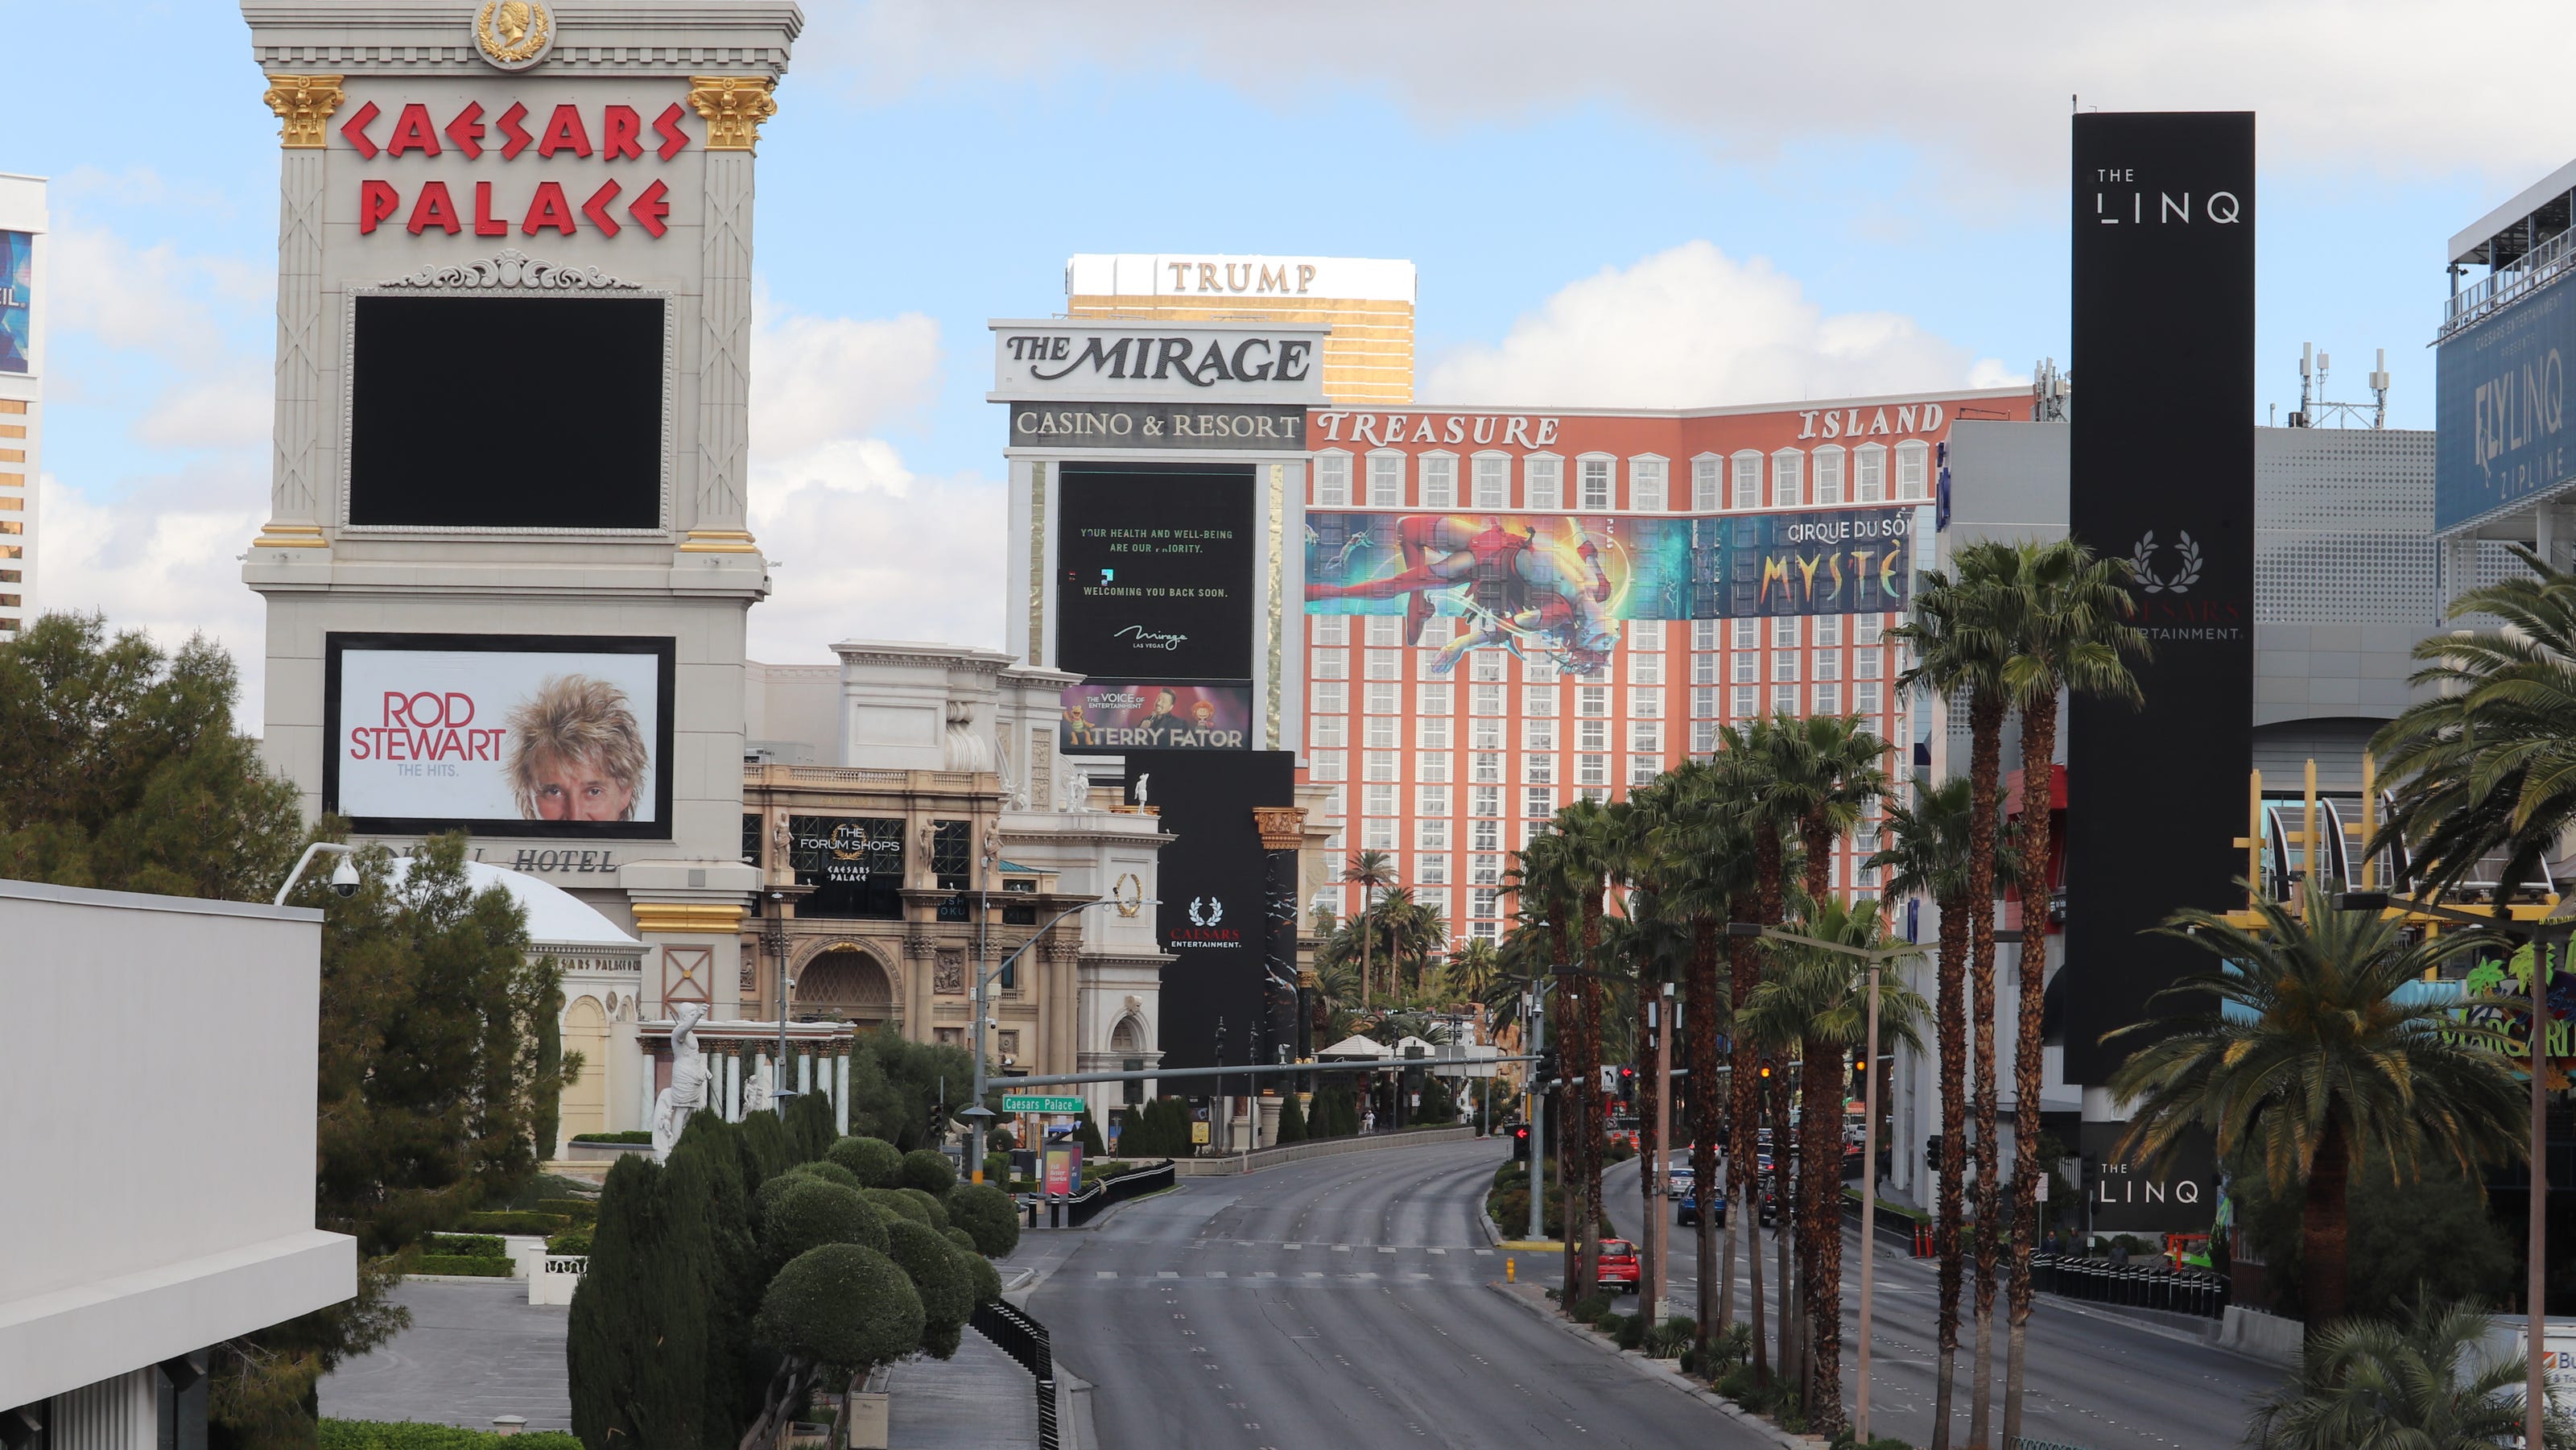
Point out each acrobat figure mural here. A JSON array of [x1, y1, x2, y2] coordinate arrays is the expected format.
[[1302, 514, 1623, 676]]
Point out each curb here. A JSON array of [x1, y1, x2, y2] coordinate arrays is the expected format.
[[1483, 1281, 1818, 1450], [1058, 1368, 1098, 1450]]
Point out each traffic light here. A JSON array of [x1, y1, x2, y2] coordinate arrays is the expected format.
[[1616, 1065, 1638, 1105], [1510, 1122, 1532, 1161], [1537, 1047, 1561, 1085]]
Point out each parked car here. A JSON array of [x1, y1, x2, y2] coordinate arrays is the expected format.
[[1596, 1238, 1641, 1291]]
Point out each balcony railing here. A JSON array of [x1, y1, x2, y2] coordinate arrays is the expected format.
[[2442, 226, 2576, 339]]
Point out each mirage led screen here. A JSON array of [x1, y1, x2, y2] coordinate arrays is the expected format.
[[348, 295, 665, 528], [324, 634, 674, 838], [1055, 464, 1256, 683]]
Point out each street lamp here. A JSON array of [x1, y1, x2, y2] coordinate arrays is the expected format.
[[968, 891, 1156, 1185]]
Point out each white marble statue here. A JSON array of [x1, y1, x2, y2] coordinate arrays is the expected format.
[[651, 1002, 710, 1159], [744, 1059, 775, 1114]]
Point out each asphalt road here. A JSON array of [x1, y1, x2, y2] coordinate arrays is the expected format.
[[1021, 1139, 1776, 1450], [1600, 1155, 2279, 1450]]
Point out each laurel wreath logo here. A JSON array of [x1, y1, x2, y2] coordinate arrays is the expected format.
[[1187, 896, 1225, 927], [2129, 530, 2205, 594]]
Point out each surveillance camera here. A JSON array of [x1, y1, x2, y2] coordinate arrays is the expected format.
[[328, 858, 361, 898]]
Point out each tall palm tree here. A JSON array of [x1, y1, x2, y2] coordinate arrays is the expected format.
[[1512, 827, 1597, 1305], [1556, 797, 1630, 1307], [2244, 1296, 2573, 1450], [1341, 850, 1395, 1005], [1740, 897, 1928, 1433], [1773, 713, 1892, 905], [1449, 937, 1506, 1015], [2105, 877, 2525, 1329], [1992, 539, 2146, 1444], [1869, 775, 2013, 1443], [1712, 728, 1799, 1381], [1896, 543, 2017, 1450]]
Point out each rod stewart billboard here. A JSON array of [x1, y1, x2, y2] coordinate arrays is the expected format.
[[2062, 112, 2256, 1082]]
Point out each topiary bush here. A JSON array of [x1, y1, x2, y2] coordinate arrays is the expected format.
[[883, 1217, 976, 1360], [946, 1183, 1021, 1258], [894, 1187, 949, 1231], [864, 1186, 932, 1229], [758, 1175, 888, 1270], [943, 1225, 979, 1254], [419, 1233, 504, 1258], [545, 1229, 593, 1255], [828, 1135, 903, 1188], [536, 1198, 601, 1225], [791, 1159, 863, 1192], [961, 1246, 1003, 1306], [898, 1148, 957, 1197], [753, 1244, 923, 1376]]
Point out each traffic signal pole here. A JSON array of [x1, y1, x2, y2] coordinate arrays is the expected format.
[[1651, 981, 1674, 1322], [1527, 989, 1547, 1243]]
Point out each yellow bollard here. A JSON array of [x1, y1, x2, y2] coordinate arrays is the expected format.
[[1507, 1257, 1517, 1283]]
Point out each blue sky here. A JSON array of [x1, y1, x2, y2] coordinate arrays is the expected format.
[[6, 0, 2541, 719]]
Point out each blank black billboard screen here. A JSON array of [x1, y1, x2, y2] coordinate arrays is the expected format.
[[2062, 112, 2256, 1082], [1056, 464, 1256, 682], [1127, 750, 1296, 1084], [349, 295, 664, 529]]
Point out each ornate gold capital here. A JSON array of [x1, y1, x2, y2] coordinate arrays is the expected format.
[[688, 76, 778, 152], [1253, 806, 1307, 851], [262, 75, 345, 149], [630, 902, 746, 935]]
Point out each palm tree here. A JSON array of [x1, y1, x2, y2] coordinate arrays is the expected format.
[[1770, 712, 1892, 904], [1895, 542, 2017, 1450], [1341, 850, 1395, 1005], [2105, 877, 2525, 1329], [1513, 826, 1597, 1304], [1992, 539, 2147, 1444], [1449, 937, 1506, 1014], [1868, 775, 2013, 1442], [1739, 897, 1928, 1433], [1556, 797, 1631, 1308], [2244, 1296, 2573, 1449]]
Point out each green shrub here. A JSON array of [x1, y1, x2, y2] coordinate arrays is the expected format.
[[894, 1187, 949, 1231], [943, 1225, 979, 1254], [754, 1244, 923, 1376], [828, 1136, 904, 1188], [864, 1187, 931, 1229], [413, 1254, 510, 1277], [946, 1183, 1021, 1258], [961, 1247, 1003, 1305], [545, 1229, 592, 1255], [535, 1197, 600, 1225], [1274, 1093, 1307, 1144], [759, 1176, 888, 1270], [1614, 1314, 1649, 1352], [419, 1233, 504, 1258], [898, 1148, 957, 1197], [1570, 1292, 1613, 1323], [319, 1420, 584, 1450], [570, 1130, 654, 1144], [791, 1159, 864, 1192], [883, 1218, 976, 1360], [784, 1093, 836, 1163], [984, 1152, 1011, 1184], [1596, 1310, 1627, 1337], [456, 1210, 568, 1234]]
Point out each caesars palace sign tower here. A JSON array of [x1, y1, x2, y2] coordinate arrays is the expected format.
[[239, 1, 802, 1013]]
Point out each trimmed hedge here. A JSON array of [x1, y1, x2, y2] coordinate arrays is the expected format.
[[456, 1210, 568, 1234], [536, 1197, 600, 1225], [759, 1176, 890, 1270], [320, 1421, 583, 1450], [944, 1183, 1021, 1258], [827, 1135, 902, 1188], [413, 1254, 511, 1278], [755, 1244, 923, 1376], [790, 1160, 864, 1192], [570, 1130, 654, 1144], [883, 1217, 976, 1360], [419, 1233, 504, 1258], [545, 1229, 593, 1255], [898, 1148, 956, 1196]]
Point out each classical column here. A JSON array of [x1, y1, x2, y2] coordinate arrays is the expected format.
[[1254, 806, 1307, 1090], [679, 76, 778, 556], [835, 1053, 851, 1135], [252, 75, 341, 551], [724, 1052, 741, 1122]]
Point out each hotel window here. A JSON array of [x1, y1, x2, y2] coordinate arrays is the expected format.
[[1312, 615, 1348, 645], [1579, 787, 1610, 805], [1524, 719, 1557, 751], [1414, 889, 1451, 922], [1471, 786, 1501, 817], [1734, 617, 1761, 649], [1525, 753, 1555, 784], [1368, 450, 1406, 506], [1418, 785, 1451, 817], [1525, 454, 1564, 509], [1313, 717, 1345, 747], [1897, 440, 1930, 502], [1525, 787, 1556, 818], [1420, 684, 1454, 717], [1472, 651, 1509, 682], [1314, 683, 1345, 713], [1577, 755, 1609, 787], [1855, 613, 1884, 645], [1857, 682, 1883, 717], [1732, 686, 1757, 718], [1631, 651, 1663, 684], [1421, 452, 1458, 508], [1771, 449, 1805, 507], [1418, 819, 1450, 850], [1692, 686, 1719, 718], [1311, 648, 1348, 680], [1366, 614, 1405, 647], [1364, 750, 1399, 782], [1629, 688, 1662, 718], [1692, 455, 1724, 511], [1693, 618, 1721, 650], [1631, 456, 1668, 512], [1315, 450, 1352, 506], [1471, 715, 1505, 749], [1471, 853, 1504, 885], [1856, 648, 1882, 680], [1578, 455, 1616, 510], [1773, 653, 1800, 682], [1365, 649, 1402, 680], [1472, 452, 1511, 507], [1367, 715, 1398, 748], [1631, 720, 1663, 753], [1472, 751, 1504, 783], [1732, 652, 1758, 684], [1472, 888, 1501, 920], [1773, 615, 1802, 647], [1692, 654, 1719, 684], [1814, 683, 1841, 714], [1311, 750, 1345, 782], [1366, 683, 1398, 715], [1629, 619, 1664, 652], [1471, 919, 1501, 944], [1732, 451, 1765, 510], [1773, 684, 1800, 715], [1813, 445, 1845, 505], [1856, 444, 1887, 503], [1577, 718, 1608, 751], [1364, 817, 1397, 849], [1630, 754, 1662, 787], [1815, 615, 1842, 647], [1418, 750, 1451, 782], [1524, 687, 1557, 717], [1694, 720, 1722, 753], [1364, 784, 1397, 816], [1416, 614, 1455, 647], [1815, 651, 1841, 681], [1576, 685, 1609, 717], [1524, 655, 1558, 684]]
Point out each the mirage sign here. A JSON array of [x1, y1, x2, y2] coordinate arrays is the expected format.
[[990, 320, 1329, 405]]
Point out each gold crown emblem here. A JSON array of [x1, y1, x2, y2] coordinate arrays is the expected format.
[[474, 0, 552, 68]]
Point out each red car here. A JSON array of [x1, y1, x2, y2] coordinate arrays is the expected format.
[[1595, 1238, 1641, 1291]]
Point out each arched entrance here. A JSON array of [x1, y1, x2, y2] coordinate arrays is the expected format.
[[796, 946, 895, 1031], [559, 994, 609, 1150], [1110, 1014, 1146, 1055]]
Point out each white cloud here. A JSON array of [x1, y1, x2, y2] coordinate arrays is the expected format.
[[34, 464, 272, 715], [1422, 242, 1991, 407], [745, 300, 1001, 661], [134, 376, 274, 451], [808, 0, 2570, 185], [45, 222, 251, 362]]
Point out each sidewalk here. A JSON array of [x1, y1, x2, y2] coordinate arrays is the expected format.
[[886, 1328, 1039, 1449]]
